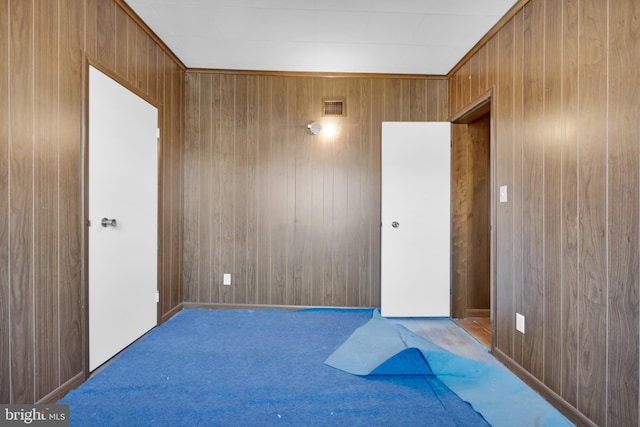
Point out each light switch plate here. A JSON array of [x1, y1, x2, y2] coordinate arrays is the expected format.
[[516, 313, 525, 334], [223, 273, 231, 286], [500, 185, 508, 203]]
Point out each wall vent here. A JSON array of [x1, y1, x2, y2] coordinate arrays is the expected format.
[[323, 98, 346, 117]]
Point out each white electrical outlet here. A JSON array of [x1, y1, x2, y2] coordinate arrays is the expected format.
[[500, 185, 508, 203], [223, 274, 231, 286], [516, 313, 525, 334]]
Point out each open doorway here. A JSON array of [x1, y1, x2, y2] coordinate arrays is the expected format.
[[450, 93, 493, 349]]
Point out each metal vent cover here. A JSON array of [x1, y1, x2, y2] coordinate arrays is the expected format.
[[323, 98, 345, 116]]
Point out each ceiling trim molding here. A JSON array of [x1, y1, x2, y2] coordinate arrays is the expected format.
[[187, 68, 447, 80], [116, 0, 187, 71], [447, 0, 530, 77]]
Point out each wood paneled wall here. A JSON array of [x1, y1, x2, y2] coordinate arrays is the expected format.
[[184, 72, 447, 308], [0, 0, 184, 404], [451, 113, 491, 319], [449, 0, 640, 425]]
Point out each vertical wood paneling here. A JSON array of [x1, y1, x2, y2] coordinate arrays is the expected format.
[[233, 75, 248, 305], [256, 75, 271, 305], [95, 0, 115, 70], [486, 37, 498, 89], [271, 76, 288, 304], [409, 79, 426, 121], [451, 124, 469, 319], [331, 79, 348, 306], [0, 0, 10, 404], [467, 115, 491, 312], [607, 1, 639, 425], [345, 78, 362, 307], [293, 76, 313, 306], [34, 0, 59, 401], [577, 1, 608, 424], [84, 0, 97, 59], [560, 0, 580, 407], [113, 5, 127, 78], [542, 0, 563, 394], [511, 4, 525, 369], [183, 73, 446, 308], [495, 18, 514, 355], [359, 78, 374, 306], [284, 78, 296, 305], [450, 0, 640, 424], [245, 75, 259, 304], [126, 16, 137, 86], [369, 78, 384, 308], [468, 48, 480, 98], [521, 0, 545, 381], [9, 0, 35, 403], [58, 0, 83, 386], [161, 59, 182, 315], [220, 74, 235, 304], [309, 77, 324, 306], [201, 73, 213, 303], [321, 79, 335, 305], [1, 0, 185, 404], [183, 73, 199, 302]]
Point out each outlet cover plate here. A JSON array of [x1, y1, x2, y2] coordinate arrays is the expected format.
[[223, 273, 231, 286], [516, 313, 525, 334]]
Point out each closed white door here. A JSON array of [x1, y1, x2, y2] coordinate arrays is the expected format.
[[88, 66, 158, 371], [381, 122, 451, 317]]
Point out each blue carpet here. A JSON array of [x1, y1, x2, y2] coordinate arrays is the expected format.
[[326, 311, 574, 427], [61, 308, 489, 426]]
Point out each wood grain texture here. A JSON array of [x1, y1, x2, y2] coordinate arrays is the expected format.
[[511, 9, 525, 367], [606, 1, 639, 426], [58, 0, 84, 386], [577, 1, 608, 424], [183, 72, 447, 308], [182, 73, 200, 303], [34, 0, 60, 401], [449, 0, 640, 424], [0, 0, 184, 404], [542, 0, 563, 395], [521, 0, 544, 381], [560, 0, 580, 407], [467, 114, 491, 312], [9, 0, 35, 403], [96, 0, 116, 70], [114, 4, 127, 79], [0, 0, 10, 405], [451, 124, 469, 319], [495, 17, 514, 355]]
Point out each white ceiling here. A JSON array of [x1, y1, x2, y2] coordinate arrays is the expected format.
[[126, 0, 518, 75]]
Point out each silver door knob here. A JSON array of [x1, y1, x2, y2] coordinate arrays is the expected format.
[[101, 218, 117, 227], [392, 221, 399, 228]]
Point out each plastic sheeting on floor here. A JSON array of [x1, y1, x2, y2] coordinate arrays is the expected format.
[[325, 310, 574, 427]]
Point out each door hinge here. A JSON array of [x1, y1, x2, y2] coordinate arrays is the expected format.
[[156, 128, 160, 139], [156, 290, 160, 303]]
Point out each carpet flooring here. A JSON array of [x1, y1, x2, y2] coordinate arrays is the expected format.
[[61, 309, 489, 426]]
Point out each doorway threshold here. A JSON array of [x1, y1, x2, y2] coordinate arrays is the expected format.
[[454, 317, 491, 349]]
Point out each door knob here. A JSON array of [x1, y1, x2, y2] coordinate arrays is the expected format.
[[101, 218, 117, 227], [392, 221, 400, 228]]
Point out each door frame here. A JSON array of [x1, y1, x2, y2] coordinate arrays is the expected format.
[[81, 57, 163, 378], [450, 88, 496, 350]]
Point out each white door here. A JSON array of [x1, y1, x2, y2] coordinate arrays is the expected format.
[[88, 66, 158, 371], [381, 122, 451, 317]]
